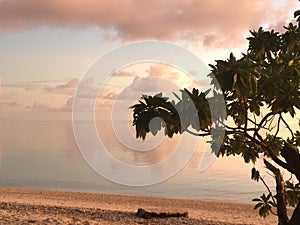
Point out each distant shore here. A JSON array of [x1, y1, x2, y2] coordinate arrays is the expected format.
[[0, 187, 277, 224]]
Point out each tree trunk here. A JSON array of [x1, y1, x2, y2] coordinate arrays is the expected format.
[[288, 198, 300, 225], [280, 142, 300, 182], [279, 142, 300, 225], [264, 159, 289, 225]]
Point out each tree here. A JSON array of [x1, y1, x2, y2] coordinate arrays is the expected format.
[[130, 7, 300, 225]]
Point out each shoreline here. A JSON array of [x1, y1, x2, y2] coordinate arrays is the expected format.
[[0, 187, 278, 224]]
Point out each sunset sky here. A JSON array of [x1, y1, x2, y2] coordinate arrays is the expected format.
[[0, 0, 299, 121]]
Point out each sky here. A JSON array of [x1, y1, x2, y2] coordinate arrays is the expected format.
[[0, 0, 299, 122]]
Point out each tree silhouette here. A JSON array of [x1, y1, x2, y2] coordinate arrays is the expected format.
[[131, 7, 300, 225]]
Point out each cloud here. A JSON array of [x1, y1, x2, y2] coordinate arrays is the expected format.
[[60, 97, 73, 112], [112, 70, 136, 77], [29, 102, 57, 111], [59, 65, 183, 111], [80, 64, 196, 102], [0, 0, 298, 47], [44, 78, 79, 95], [132, 76, 179, 93], [57, 63, 212, 114], [76, 77, 100, 98], [111, 76, 180, 103], [3, 80, 61, 91], [63, 78, 102, 112], [146, 65, 181, 81], [98, 64, 184, 101]]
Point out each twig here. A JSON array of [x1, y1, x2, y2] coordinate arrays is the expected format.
[[280, 114, 295, 139], [185, 129, 210, 137], [259, 175, 276, 204]]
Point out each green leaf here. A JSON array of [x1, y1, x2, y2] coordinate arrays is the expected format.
[[254, 202, 264, 210], [294, 10, 300, 18]]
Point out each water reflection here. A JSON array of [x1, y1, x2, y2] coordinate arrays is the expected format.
[[96, 120, 180, 165], [0, 121, 275, 203]]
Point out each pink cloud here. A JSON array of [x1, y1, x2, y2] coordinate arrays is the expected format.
[[79, 64, 202, 102], [54, 77, 117, 110], [58, 65, 183, 111], [30, 102, 57, 111], [76, 77, 99, 98], [0, 0, 298, 47], [60, 97, 73, 112], [112, 70, 136, 77], [99, 64, 184, 101], [130, 76, 179, 93], [146, 65, 181, 81], [44, 78, 79, 95]]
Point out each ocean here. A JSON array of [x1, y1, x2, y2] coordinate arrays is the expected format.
[[0, 121, 275, 203]]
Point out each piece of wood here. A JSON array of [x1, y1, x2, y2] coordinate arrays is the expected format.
[[136, 208, 188, 219]]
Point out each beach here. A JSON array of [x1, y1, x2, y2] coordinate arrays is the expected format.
[[0, 188, 278, 225]]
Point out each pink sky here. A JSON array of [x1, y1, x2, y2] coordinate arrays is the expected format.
[[0, 0, 299, 121], [0, 1, 299, 187], [0, 0, 297, 46]]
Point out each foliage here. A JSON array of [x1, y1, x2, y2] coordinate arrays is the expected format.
[[131, 93, 180, 139], [253, 193, 277, 218], [251, 167, 260, 182], [131, 4, 300, 225], [130, 88, 212, 140], [285, 181, 300, 207]]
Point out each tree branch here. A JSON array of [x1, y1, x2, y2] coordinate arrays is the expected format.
[[248, 117, 268, 130], [272, 115, 281, 142], [258, 112, 274, 129], [243, 97, 248, 132], [280, 114, 295, 139], [185, 128, 210, 137], [243, 132, 289, 170], [252, 112, 275, 140], [259, 175, 276, 204], [280, 142, 300, 182]]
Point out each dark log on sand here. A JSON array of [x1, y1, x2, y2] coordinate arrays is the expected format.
[[136, 208, 188, 219]]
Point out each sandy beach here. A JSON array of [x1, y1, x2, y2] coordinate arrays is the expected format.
[[0, 188, 279, 225]]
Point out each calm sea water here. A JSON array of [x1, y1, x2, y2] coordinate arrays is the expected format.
[[0, 121, 276, 203]]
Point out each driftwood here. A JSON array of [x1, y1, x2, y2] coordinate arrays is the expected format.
[[136, 208, 188, 219]]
